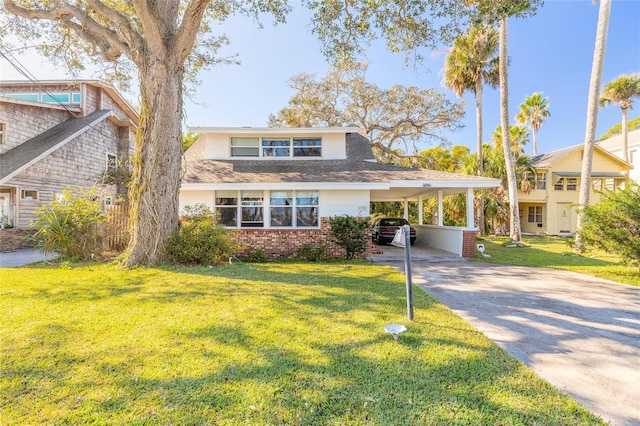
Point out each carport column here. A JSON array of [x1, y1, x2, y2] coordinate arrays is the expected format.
[[437, 190, 443, 226], [403, 198, 409, 220], [418, 195, 423, 224], [466, 187, 475, 228]]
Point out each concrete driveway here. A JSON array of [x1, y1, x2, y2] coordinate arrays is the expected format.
[[374, 249, 640, 426]]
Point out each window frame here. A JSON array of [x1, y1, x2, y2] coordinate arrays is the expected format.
[[0, 122, 5, 145], [21, 190, 38, 200], [213, 190, 320, 228], [527, 206, 542, 223], [535, 172, 546, 190], [106, 152, 118, 172], [3, 91, 81, 105], [230, 136, 322, 159], [230, 137, 259, 157]]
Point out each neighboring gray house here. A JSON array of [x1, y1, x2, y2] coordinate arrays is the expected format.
[[0, 80, 138, 250]]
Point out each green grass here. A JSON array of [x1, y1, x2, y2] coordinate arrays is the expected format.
[[472, 235, 640, 287], [1, 262, 603, 425]]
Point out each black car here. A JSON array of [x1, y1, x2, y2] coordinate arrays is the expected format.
[[372, 217, 416, 245]]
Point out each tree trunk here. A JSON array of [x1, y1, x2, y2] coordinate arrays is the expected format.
[[575, 0, 611, 252], [621, 106, 629, 164], [122, 61, 184, 266], [532, 129, 538, 156], [475, 77, 485, 235], [499, 17, 521, 243]]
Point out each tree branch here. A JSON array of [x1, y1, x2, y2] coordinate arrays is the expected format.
[[4, 0, 139, 63], [84, 0, 145, 58], [174, 0, 210, 64], [132, 0, 166, 55]]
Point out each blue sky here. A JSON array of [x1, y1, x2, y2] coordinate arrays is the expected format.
[[1, 0, 639, 155]]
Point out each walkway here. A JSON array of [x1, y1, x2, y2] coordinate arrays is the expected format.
[[373, 249, 640, 426], [0, 248, 56, 267]]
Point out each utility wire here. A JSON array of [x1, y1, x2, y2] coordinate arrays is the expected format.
[[0, 43, 80, 118]]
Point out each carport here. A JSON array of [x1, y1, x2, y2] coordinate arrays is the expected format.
[[370, 175, 500, 257]]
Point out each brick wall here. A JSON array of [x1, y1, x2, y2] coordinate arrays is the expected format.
[[234, 217, 377, 260], [0, 229, 35, 251], [462, 229, 477, 258]]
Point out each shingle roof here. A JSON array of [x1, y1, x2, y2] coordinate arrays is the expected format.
[[0, 110, 111, 183], [529, 144, 581, 168], [182, 132, 497, 185], [530, 142, 631, 169]]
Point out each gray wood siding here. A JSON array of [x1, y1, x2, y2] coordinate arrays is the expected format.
[[0, 103, 72, 153]]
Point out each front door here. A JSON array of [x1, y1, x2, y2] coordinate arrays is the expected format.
[[558, 203, 571, 233]]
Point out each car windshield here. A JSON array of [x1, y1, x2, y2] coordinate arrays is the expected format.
[[380, 219, 407, 226]]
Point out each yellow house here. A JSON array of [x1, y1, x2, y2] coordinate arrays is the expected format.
[[519, 144, 631, 235]]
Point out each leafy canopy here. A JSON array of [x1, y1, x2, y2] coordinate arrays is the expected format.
[[599, 73, 640, 111], [1, 1, 291, 90], [515, 92, 551, 134]]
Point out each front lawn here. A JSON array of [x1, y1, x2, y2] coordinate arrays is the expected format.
[[1, 263, 604, 424], [473, 235, 640, 287]]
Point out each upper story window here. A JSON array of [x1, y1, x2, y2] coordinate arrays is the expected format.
[[4, 91, 81, 105], [230, 136, 322, 158], [0, 123, 5, 145], [535, 172, 546, 190], [106, 153, 118, 172], [554, 177, 577, 191], [230, 137, 259, 157], [293, 138, 322, 157], [262, 138, 290, 157]]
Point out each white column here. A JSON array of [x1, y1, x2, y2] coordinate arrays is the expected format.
[[466, 187, 475, 229], [403, 199, 409, 220], [418, 195, 423, 225], [437, 190, 443, 226]]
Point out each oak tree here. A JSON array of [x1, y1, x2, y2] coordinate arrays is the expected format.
[[2, 1, 290, 266], [269, 62, 465, 164]]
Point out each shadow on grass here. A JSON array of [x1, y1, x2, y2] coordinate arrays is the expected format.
[[1, 261, 609, 424]]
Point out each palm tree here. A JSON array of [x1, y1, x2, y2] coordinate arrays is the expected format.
[[599, 73, 640, 164], [575, 0, 612, 252], [492, 125, 530, 159], [443, 23, 499, 178], [515, 92, 551, 156], [499, 17, 522, 243], [443, 23, 499, 235]]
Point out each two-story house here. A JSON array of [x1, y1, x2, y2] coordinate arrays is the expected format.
[[0, 80, 138, 251], [180, 127, 500, 258], [597, 128, 640, 183], [519, 144, 631, 235]]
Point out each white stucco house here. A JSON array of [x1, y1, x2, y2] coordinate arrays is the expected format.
[[179, 127, 500, 258]]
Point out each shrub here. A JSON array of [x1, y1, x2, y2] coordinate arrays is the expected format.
[[166, 204, 241, 265], [32, 188, 106, 261], [295, 241, 328, 262], [579, 186, 640, 267], [328, 215, 370, 259]]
